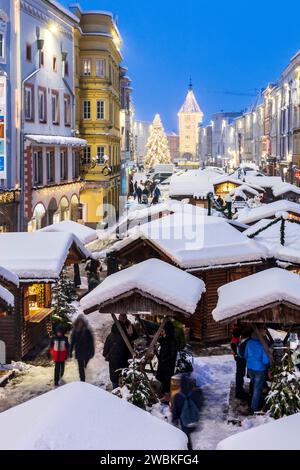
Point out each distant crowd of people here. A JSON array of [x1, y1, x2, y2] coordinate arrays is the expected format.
[[128, 178, 161, 205]]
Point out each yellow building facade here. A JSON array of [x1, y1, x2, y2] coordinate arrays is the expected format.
[[178, 84, 203, 161], [71, 6, 122, 227]]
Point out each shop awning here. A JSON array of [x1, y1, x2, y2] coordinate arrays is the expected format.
[[25, 135, 87, 147]]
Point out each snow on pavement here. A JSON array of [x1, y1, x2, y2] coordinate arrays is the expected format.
[[0, 312, 112, 413]]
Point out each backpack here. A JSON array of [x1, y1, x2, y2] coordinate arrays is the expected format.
[[179, 393, 200, 429]]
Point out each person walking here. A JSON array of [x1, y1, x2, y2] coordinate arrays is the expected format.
[[151, 185, 161, 205], [156, 321, 178, 403], [103, 314, 137, 389], [171, 374, 202, 450], [70, 315, 95, 382], [49, 325, 69, 387], [245, 328, 270, 412], [136, 185, 142, 204]]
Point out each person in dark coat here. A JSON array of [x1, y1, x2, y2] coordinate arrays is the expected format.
[[129, 179, 134, 197], [171, 374, 203, 450], [70, 315, 95, 382], [156, 321, 178, 402], [49, 325, 69, 387], [103, 314, 138, 389], [231, 325, 251, 400], [136, 185, 143, 204]]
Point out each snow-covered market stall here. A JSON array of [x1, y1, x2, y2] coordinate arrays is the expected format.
[[107, 213, 268, 342], [0, 382, 188, 450], [0, 232, 90, 361], [81, 258, 205, 365]]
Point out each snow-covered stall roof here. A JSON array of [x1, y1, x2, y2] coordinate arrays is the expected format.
[[230, 184, 260, 200], [0, 232, 90, 281], [25, 135, 86, 147], [39, 220, 98, 245], [217, 411, 300, 450], [245, 218, 300, 264], [237, 200, 300, 225], [169, 169, 222, 198], [0, 266, 19, 286], [110, 212, 267, 270], [272, 182, 300, 198], [212, 268, 300, 323], [244, 175, 283, 189], [0, 284, 14, 307], [0, 382, 187, 450], [81, 258, 205, 315]]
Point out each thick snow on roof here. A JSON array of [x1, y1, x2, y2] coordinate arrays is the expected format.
[[81, 259, 205, 314], [237, 200, 300, 224], [169, 169, 223, 198], [0, 266, 19, 286], [39, 220, 98, 245], [25, 135, 86, 147], [0, 284, 14, 307], [213, 268, 300, 322], [112, 213, 266, 270], [230, 185, 259, 199], [179, 89, 202, 114], [217, 411, 300, 450], [0, 382, 187, 450], [244, 175, 283, 188], [272, 182, 300, 197], [0, 232, 89, 281]]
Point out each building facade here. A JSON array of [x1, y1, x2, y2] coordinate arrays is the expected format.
[[178, 83, 203, 161], [21, 0, 86, 232], [120, 66, 134, 195], [72, 5, 123, 227], [0, 2, 19, 231], [133, 120, 151, 166], [167, 132, 180, 162]]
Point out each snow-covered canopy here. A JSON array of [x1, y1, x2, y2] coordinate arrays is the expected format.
[[245, 218, 300, 264], [213, 268, 300, 323], [0, 266, 19, 287], [0, 382, 187, 450], [244, 175, 283, 189], [39, 220, 98, 245], [111, 212, 267, 270], [0, 232, 90, 281], [237, 200, 300, 225], [81, 258, 205, 315], [0, 284, 14, 307], [169, 168, 225, 198], [272, 182, 300, 198], [217, 411, 300, 450], [230, 184, 260, 200], [25, 135, 87, 147]]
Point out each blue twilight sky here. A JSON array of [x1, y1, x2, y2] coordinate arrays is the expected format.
[[62, 0, 300, 132]]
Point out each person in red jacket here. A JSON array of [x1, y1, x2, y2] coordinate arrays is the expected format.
[[49, 325, 69, 386]]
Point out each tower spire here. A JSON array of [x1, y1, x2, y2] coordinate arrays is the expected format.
[[189, 77, 193, 90]]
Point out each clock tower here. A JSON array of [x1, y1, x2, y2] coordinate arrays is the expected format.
[[178, 81, 203, 161]]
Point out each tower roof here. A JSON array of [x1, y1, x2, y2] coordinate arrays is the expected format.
[[179, 87, 202, 114]]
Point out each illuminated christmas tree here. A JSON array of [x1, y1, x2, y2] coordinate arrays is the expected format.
[[144, 114, 171, 168]]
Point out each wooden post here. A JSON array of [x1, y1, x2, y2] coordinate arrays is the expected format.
[[111, 314, 135, 357], [253, 324, 274, 365], [144, 316, 168, 364]]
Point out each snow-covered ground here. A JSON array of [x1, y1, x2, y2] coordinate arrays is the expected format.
[[0, 324, 271, 449], [0, 311, 111, 414]]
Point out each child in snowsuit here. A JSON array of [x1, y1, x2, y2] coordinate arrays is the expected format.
[[49, 325, 69, 386]]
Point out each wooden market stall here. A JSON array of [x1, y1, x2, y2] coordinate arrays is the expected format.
[[0, 232, 90, 362], [106, 213, 268, 343], [81, 258, 206, 359]]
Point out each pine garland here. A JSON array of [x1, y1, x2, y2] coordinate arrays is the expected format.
[[119, 359, 153, 410]]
